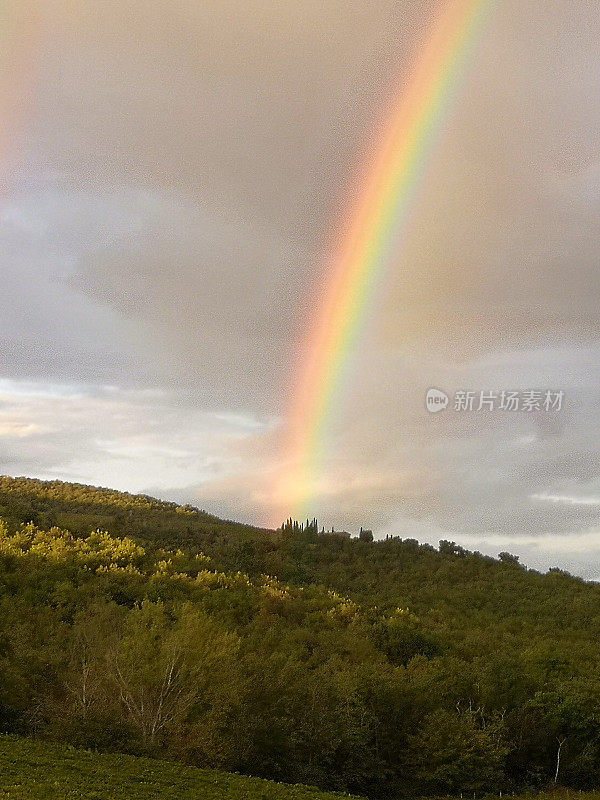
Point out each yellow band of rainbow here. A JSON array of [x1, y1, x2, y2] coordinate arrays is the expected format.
[[276, 0, 495, 525]]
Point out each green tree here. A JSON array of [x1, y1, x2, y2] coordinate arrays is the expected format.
[[107, 601, 239, 748], [406, 708, 507, 796]]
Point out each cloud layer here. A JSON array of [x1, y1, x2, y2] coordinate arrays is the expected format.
[[1, 0, 600, 577]]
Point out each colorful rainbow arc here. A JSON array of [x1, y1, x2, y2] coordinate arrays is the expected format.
[[275, 0, 494, 525]]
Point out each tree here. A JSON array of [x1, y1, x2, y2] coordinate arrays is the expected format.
[[66, 603, 123, 719], [405, 708, 507, 796], [359, 528, 373, 543], [107, 601, 239, 747], [499, 551, 520, 565]]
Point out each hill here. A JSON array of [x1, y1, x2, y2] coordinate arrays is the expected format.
[[0, 475, 268, 553], [0, 735, 358, 799], [0, 476, 600, 797]]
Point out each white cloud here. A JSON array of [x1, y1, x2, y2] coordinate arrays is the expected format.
[[0, 378, 272, 500], [532, 493, 600, 507]]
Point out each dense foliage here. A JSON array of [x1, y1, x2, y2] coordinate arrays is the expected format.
[[0, 476, 600, 797], [0, 735, 356, 799]]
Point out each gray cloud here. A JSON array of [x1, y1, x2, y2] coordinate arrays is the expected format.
[[1, 0, 600, 574]]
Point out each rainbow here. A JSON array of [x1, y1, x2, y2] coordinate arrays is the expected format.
[[276, 0, 494, 525]]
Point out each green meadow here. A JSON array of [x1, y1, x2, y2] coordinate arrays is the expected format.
[[0, 736, 357, 800]]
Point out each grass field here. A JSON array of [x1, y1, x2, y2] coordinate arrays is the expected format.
[[0, 736, 358, 799], [0, 733, 599, 800]]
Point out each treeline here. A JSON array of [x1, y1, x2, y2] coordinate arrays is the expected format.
[[1, 478, 600, 797]]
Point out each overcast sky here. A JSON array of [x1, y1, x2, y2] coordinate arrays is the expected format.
[[2, 0, 600, 577]]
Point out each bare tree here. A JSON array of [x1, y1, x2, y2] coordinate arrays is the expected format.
[[554, 735, 566, 784], [65, 604, 122, 719], [109, 639, 200, 744], [106, 600, 239, 746]]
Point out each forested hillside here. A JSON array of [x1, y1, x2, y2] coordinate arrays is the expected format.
[[0, 476, 599, 798]]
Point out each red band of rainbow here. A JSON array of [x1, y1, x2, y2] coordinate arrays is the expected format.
[[275, 0, 495, 525]]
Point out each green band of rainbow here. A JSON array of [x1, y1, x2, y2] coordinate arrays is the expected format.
[[276, 0, 495, 525]]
